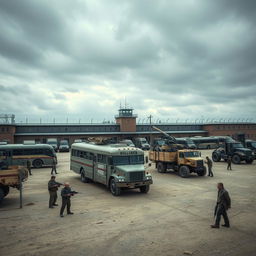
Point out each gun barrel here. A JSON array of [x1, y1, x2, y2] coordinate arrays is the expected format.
[[152, 126, 177, 143]]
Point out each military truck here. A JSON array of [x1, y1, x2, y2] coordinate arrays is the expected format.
[[149, 126, 206, 178], [212, 141, 254, 164], [0, 165, 28, 202], [245, 140, 256, 155]]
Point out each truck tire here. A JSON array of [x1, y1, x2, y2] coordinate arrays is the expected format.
[[232, 154, 241, 164], [110, 178, 121, 196], [140, 185, 150, 193], [178, 166, 190, 178], [157, 162, 167, 173], [246, 159, 253, 164], [33, 159, 43, 168], [80, 170, 90, 183], [2, 186, 9, 197], [197, 166, 207, 176], [212, 152, 221, 162], [0, 187, 5, 202]]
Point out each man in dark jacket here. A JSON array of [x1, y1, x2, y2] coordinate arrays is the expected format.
[[51, 158, 58, 175], [48, 176, 62, 208], [205, 156, 213, 177], [227, 156, 232, 170], [26, 160, 32, 175], [60, 183, 76, 217], [211, 183, 231, 228]]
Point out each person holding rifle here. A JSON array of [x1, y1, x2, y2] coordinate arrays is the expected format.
[[211, 182, 231, 229], [60, 182, 78, 217], [48, 175, 62, 208]]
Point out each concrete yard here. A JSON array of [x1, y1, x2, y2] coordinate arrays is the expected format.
[[0, 150, 256, 256]]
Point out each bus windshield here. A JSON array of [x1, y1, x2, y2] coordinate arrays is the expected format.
[[112, 155, 144, 165], [184, 151, 201, 157]]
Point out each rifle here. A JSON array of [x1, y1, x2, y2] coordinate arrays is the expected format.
[[54, 182, 63, 187], [70, 190, 78, 196]]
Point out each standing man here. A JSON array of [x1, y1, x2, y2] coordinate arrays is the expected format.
[[26, 160, 32, 176], [205, 156, 213, 177], [48, 176, 62, 208], [211, 183, 231, 228], [60, 183, 76, 217], [51, 158, 58, 175], [227, 156, 232, 170]]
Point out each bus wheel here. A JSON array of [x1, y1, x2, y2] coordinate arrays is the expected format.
[[33, 159, 43, 168], [178, 166, 190, 178], [140, 185, 150, 193], [81, 170, 90, 183], [110, 179, 121, 196]]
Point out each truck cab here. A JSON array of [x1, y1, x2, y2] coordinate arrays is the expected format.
[[212, 141, 254, 164], [245, 140, 256, 155]]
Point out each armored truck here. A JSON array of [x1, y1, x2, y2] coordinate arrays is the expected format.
[[212, 141, 254, 164]]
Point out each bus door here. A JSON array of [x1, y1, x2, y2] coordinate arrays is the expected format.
[[94, 154, 107, 185]]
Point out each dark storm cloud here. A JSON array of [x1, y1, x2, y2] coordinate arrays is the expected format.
[[0, 0, 255, 121]]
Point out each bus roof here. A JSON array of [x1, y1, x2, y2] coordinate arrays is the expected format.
[[0, 144, 54, 150], [72, 143, 144, 155]]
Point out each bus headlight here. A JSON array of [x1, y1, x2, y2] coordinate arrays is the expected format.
[[118, 177, 125, 182], [146, 175, 152, 180]]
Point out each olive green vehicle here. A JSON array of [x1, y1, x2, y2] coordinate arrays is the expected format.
[[70, 143, 153, 196]]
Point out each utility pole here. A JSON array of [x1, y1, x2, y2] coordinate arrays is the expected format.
[[148, 115, 153, 149]]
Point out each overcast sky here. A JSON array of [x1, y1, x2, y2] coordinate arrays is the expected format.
[[0, 0, 255, 124]]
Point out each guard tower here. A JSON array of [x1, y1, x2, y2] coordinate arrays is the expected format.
[[115, 107, 137, 132]]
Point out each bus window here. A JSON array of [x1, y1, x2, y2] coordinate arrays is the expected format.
[[45, 149, 54, 157], [130, 155, 144, 164], [0, 150, 7, 160], [13, 149, 23, 156], [98, 154, 107, 164], [113, 156, 129, 165]]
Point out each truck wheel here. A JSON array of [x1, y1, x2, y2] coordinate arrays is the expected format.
[[157, 162, 167, 173], [80, 170, 90, 183], [33, 159, 43, 168], [0, 187, 5, 202], [212, 152, 221, 162], [140, 185, 150, 193], [110, 179, 121, 196], [246, 159, 253, 164], [232, 155, 241, 164], [198, 166, 207, 176], [178, 166, 190, 178]]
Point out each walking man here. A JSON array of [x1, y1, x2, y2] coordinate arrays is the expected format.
[[227, 156, 232, 170], [48, 176, 62, 208], [205, 156, 213, 177], [51, 158, 58, 175], [60, 183, 76, 217], [26, 160, 32, 176], [211, 183, 231, 228]]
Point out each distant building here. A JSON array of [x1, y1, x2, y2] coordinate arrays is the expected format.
[[0, 108, 255, 144]]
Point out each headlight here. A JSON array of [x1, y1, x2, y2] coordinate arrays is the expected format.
[[146, 176, 152, 180], [118, 178, 125, 182]]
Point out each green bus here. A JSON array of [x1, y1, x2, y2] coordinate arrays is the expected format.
[[190, 137, 219, 149], [70, 143, 153, 196], [0, 144, 57, 168]]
